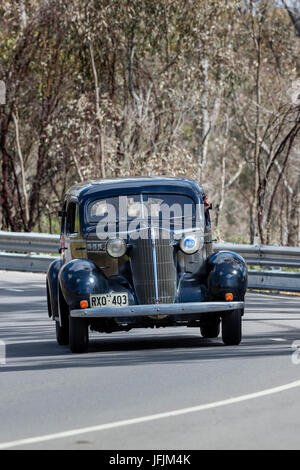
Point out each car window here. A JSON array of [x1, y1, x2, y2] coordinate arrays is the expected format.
[[60, 201, 67, 235], [87, 194, 196, 223], [66, 201, 80, 234]]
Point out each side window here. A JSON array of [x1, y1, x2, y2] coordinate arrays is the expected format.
[[60, 201, 67, 235], [66, 201, 80, 234], [74, 204, 80, 233]]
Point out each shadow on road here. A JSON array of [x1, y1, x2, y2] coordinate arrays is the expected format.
[[1, 288, 299, 373], [2, 327, 298, 373]]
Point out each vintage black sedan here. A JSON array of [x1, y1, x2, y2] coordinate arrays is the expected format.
[[46, 177, 247, 353]]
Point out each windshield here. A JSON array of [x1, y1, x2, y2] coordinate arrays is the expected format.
[[87, 194, 204, 240], [88, 194, 198, 221]]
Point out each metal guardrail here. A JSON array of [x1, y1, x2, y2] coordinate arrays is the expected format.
[[0, 231, 299, 291], [216, 242, 300, 268], [0, 231, 59, 253], [0, 231, 59, 272], [216, 242, 300, 292], [0, 252, 58, 272]]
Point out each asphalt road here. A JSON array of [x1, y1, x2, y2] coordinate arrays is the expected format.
[[0, 270, 300, 450]]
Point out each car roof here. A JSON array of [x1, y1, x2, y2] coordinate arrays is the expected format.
[[66, 176, 203, 201]]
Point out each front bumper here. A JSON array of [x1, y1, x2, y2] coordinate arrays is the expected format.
[[71, 301, 244, 319]]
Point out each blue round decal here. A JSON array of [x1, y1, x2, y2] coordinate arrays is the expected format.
[[184, 238, 195, 249]]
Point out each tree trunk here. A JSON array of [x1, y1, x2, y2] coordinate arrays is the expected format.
[[287, 175, 300, 246], [197, 56, 210, 183]]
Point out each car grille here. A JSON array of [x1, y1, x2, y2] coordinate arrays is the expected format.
[[130, 230, 177, 305]]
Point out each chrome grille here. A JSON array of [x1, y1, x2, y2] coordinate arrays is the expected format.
[[130, 230, 177, 305]]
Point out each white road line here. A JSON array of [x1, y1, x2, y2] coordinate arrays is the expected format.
[[1, 379, 300, 449], [4, 288, 24, 292]]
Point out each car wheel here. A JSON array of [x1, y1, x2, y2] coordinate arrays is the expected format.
[[222, 308, 242, 345], [200, 322, 220, 338], [69, 316, 89, 353], [56, 319, 69, 345]]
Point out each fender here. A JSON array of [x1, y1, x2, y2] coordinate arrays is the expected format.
[[59, 259, 109, 310], [46, 258, 63, 318], [206, 251, 248, 301], [59, 259, 136, 311]]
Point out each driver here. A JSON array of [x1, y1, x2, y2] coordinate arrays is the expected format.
[[203, 193, 211, 212]]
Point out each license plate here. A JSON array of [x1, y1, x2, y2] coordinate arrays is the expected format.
[[90, 293, 129, 308]]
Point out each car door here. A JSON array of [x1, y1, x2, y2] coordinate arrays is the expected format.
[[59, 200, 67, 262], [64, 199, 87, 262]]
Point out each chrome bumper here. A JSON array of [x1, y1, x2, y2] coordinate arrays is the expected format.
[[71, 301, 244, 318]]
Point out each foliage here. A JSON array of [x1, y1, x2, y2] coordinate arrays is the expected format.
[[0, 0, 299, 244]]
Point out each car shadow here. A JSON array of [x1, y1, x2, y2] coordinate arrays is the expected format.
[[2, 327, 297, 373], [1, 291, 299, 373]]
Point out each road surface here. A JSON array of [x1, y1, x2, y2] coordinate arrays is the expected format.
[[0, 270, 300, 449]]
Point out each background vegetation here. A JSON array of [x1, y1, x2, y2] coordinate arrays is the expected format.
[[0, 0, 299, 244]]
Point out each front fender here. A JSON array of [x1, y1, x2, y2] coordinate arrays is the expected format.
[[206, 251, 248, 301], [59, 259, 109, 310], [59, 259, 136, 311]]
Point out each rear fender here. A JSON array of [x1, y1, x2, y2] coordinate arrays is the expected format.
[[46, 258, 63, 318]]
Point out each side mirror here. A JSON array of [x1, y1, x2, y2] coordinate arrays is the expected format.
[[58, 210, 66, 217]]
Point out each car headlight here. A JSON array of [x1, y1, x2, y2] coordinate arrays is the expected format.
[[106, 238, 127, 258], [180, 233, 200, 254]]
